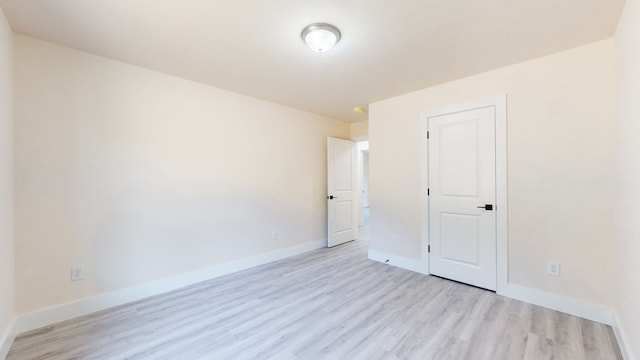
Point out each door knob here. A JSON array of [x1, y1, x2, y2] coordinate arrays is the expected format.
[[327, 195, 337, 200], [477, 204, 493, 211]]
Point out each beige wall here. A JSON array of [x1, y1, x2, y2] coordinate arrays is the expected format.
[[350, 120, 368, 140], [0, 4, 14, 349], [614, 0, 640, 357], [13, 35, 349, 313], [369, 40, 616, 306]]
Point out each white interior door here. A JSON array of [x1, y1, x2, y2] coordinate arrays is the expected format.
[[428, 106, 497, 290], [327, 137, 357, 247]]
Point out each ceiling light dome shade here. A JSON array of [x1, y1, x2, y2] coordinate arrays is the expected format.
[[302, 23, 341, 53]]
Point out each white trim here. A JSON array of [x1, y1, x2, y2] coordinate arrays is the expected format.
[[612, 310, 636, 360], [368, 250, 616, 329], [503, 283, 613, 325], [419, 95, 508, 295], [368, 249, 429, 274], [494, 96, 508, 295], [5, 238, 626, 355], [13, 238, 327, 335], [350, 135, 369, 142], [0, 317, 17, 360], [419, 115, 430, 276]]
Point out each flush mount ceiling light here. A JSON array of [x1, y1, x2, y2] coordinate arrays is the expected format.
[[301, 23, 341, 53]]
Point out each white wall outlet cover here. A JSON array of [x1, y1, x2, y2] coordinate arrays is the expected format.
[[71, 266, 85, 281], [546, 261, 560, 276]]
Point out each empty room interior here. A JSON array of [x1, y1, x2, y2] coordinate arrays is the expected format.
[[0, 0, 639, 359]]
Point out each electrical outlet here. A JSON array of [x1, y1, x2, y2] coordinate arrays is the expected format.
[[392, 234, 399, 245], [272, 231, 278, 240], [71, 266, 85, 281], [546, 261, 560, 276]]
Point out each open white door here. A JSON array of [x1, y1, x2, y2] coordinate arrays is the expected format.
[[428, 106, 497, 290], [327, 137, 357, 247]]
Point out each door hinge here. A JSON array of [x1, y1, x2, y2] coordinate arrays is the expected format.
[[427, 188, 430, 196], [427, 131, 430, 139], [428, 245, 431, 253]]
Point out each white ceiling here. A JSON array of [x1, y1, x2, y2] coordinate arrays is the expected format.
[[0, 0, 624, 122]]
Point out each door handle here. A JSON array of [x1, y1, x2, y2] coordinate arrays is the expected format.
[[328, 195, 338, 200], [477, 204, 494, 211]]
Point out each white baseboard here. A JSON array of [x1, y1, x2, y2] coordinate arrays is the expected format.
[[13, 238, 327, 336], [368, 249, 429, 275], [612, 310, 637, 360], [367, 250, 615, 327], [0, 317, 17, 360], [501, 283, 613, 325], [367, 253, 635, 356], [7, 242, 630, 358]]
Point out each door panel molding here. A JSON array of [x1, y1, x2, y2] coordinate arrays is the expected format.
[[420, 95, 508, 295]]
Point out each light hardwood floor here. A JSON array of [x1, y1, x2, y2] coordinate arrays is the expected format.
[[7, 227, 622, 360]]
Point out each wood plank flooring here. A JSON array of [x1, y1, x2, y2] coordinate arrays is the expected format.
[[7, 227, 622, 360]]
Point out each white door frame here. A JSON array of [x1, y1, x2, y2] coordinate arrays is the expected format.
[[356, 141, 369, 227], [420, 95, 508, 295]]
